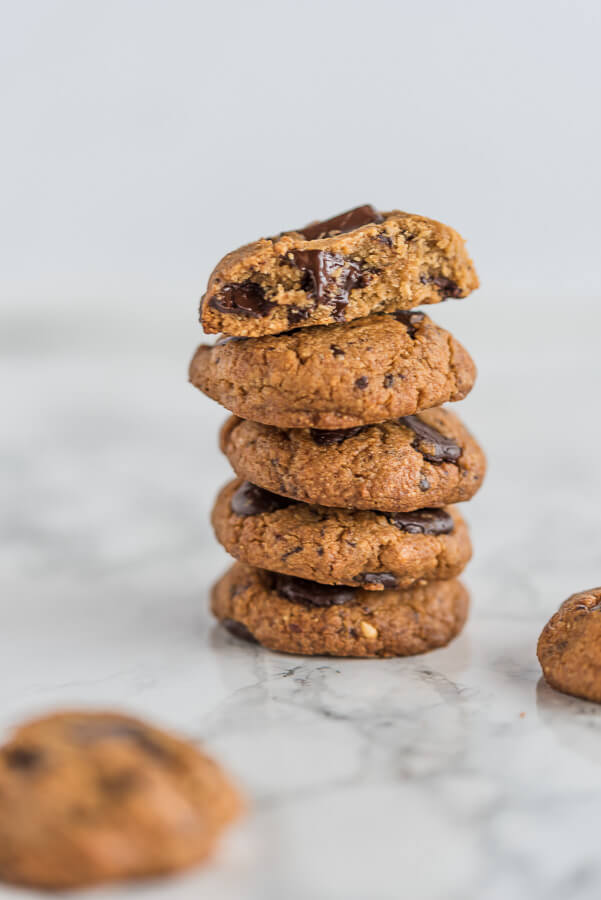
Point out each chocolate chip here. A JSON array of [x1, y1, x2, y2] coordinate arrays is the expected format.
[[287, 306, 311, 326], [281, 545, 303, 560], [419, 476, 430, 491], [3, 746, 43, 770], [222, 618, 259, 643], [292, 204, 383, 240], [310, 426, 364, 446], [231, 481, 293, 516], [273, 573, 357, 607], [393, 309, 426, 338], [383, 374, 394, 388], [377, 233, 393, 247], [209, 281, 274, 318], [387, 509, 454, 535], [354, 573, 398, 588], [355, 376, 369, 389], [419, 274, 463, 299], [330, 345, 345, 358], [400, 416, 462, 464], [289, 249, 364, 322]]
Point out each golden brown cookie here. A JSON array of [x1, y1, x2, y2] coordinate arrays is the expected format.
[[537, 588, 601, 702], [211, 478, 471, 590], [220, 407, 486, 512], [212, 562, 469, 657], [200, 205, 479, 337], [189, 311, 476, 429], [0, 711, 242, 889]]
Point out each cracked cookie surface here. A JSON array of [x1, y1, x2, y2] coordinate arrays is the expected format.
[[200, 205, 479, 337], [212, 562, 469, 657], [220, 407, 485, 512], [189, 311, 476, 429], [0, 711, 242, 889], [211, 478, 471, 590], [538, 588, 601, 702]]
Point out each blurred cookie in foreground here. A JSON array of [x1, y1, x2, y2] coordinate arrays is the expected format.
[[537, 588, 601, 702], [0, 710, 242, 890]]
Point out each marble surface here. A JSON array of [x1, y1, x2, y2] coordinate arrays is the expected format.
[[2, 297, 601, 899]]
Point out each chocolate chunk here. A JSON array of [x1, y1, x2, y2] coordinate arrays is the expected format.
[[310, 426, 364, 446], [287, 306, 311, 326], [393, 309, 426, 338], [292, 204, 383, 240], [354, 573, 398, 588], [222, 618, 259, 643], [401, 416, 462, 464], [330, 344, 345, 358], [383, 374, 394, 388], [355, 376, 369, 389], [419, 476, 430, 491], [387, 509, 454, 535], [209, 281, 274, 318], [231, 481, 293, 516], [3, 746, 43, 770], [377, 232, 393, 247], [69, 719, 170, 761], [419, 274, 463, 299], [289, 249, 364, 322], [273, 573, 357, 607]]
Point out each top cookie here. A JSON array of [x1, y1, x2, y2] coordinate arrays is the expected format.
[[200, 205, 479, 337], [0, 711, 241, 889]]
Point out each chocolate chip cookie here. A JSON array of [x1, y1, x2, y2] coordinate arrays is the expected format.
[[0, 711, 242, 889], [212, 562, 469, 657], [200, 205, 479, 337], [211, 478, 471, 590], [220, 407, 485, 512], [537, 588, 601, 702], [189, 311, 476, 429]]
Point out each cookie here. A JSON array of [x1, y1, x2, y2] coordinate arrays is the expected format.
[[220, 407, 486, 512], [212, 562, 469, 657], [189, 311, 476, 429], [0, 711, 242, 889], [211, 478, 471, 590], [200, 205, 479, 337], [537, 588, 601, 702]]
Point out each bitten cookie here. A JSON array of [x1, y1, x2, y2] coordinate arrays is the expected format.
[[211, 478, 472, 590], [200, 205, 479, 336], [189, 311, 476, 429], [537, 588, 601, 702], [0, 711, 242, 889], [212, 562, 469, 657], [220, 407, 486, 512]]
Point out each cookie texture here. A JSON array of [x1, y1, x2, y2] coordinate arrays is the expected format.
[[200, 205, 479, 337], [211, 478, 471, 590], [537, 588, 601, 702], [220, 407, 486, 512], [189, 312, 476, 429], [212, 562, 469, 657], [0, 711, 242, 889]]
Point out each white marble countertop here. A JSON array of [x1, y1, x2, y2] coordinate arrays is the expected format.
[[3, 298, 601, 900]]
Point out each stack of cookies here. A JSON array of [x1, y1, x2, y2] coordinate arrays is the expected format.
[[189, 205, 485, 658]]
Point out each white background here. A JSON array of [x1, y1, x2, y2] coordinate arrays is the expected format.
[[2, 3, 601, 899]]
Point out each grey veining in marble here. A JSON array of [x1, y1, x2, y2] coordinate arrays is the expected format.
[[2, 298, 601, 900]]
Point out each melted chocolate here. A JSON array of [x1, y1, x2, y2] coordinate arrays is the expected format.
[[310, 426, 364, 446], [209, 281, 274, 318], [419, 274, 463, 299], [293, 204, 383, 240], [401, 416, 462, 464], [231, 481, 292, 516], [387, 509, 454, 535], [393, 309, 425, 338], [222, 618, 259, 643], [289, 249, 365, 322], [355, 573, 398, 588], [273, 573, 357, 607]]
